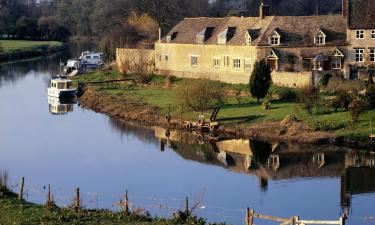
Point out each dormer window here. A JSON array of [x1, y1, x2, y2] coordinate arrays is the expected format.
[[166, 32, 178, 43], [314, 29, 326, 45], [196, 29, 205, 44], [245, 32, 252, 45], [269, 30, 280, 46], [166, 36, 171, 43], [196, 27, 215, 44], [217, 27, 236, 45]]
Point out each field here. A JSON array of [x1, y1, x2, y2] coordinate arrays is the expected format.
[[76, 70, 375, 142], [0, 40, 62, 53]]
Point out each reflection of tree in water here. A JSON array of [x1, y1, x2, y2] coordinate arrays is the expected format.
[[108, 118, 159, 146]]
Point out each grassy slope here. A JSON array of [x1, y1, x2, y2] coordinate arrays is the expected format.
[[0, 40, 62, 52], [0, 195, 199, 225], [76, 70, 375, 141]]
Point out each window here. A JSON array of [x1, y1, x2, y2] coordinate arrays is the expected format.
[[331, 58, 341, 69], [233, 58, 241, 69], [165, 55, 169, 61], [166, 36, 171, 43], [269, 31, 280, 45], [191, 55, 198, 66], [213, 57, 220, 67], [356, 30, 364, 39], [223, 55, 230, 67], [245, 33, 251, 45], [244, 59, 251, 70], [372, 30, 375, 39], [370, 49, 375, 62], [314, 30, 326, 45], [355, 49, 364, 62]]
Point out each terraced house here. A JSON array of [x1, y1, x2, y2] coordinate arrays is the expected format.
[[118, 0, 374, 87]]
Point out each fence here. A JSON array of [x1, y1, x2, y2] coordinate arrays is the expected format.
[[245, 208, 345, 225]]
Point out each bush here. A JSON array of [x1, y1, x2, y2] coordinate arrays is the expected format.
[[262, 99, 271, 110], [320, 73, 332, 87], [249, 60, 272, 103], [325, 77, 365, 94], [365, 84, 375, 108], [297, 87, 319, 114], [180, 79, 225, 111], [310, 121, 349, 131], [348, 98, 368, 122], [269, 85, 297, 101]]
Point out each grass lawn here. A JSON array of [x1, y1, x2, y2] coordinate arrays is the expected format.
[[0, 40, 62, 52], [76, 70, 375, 141], [0, 194, 208, 225]]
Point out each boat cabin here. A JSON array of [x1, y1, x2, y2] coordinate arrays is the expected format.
[[80, 51, 103, 65], [51, 79, 73, 90]]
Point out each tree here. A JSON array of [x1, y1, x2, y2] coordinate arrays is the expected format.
[[249, 59, 272, 104]]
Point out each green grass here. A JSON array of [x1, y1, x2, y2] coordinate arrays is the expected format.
[[0, 194, 217, 225], [76, 70, 375, 141], [0, 40, 62, 53]]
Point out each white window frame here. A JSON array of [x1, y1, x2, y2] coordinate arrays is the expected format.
[[356, 30, 364, 39], [269, 31, 281, 46], [233, 58, 241, 69], [245, 32, 251, 45], [213, 57, 221, 67], [191, 55, 198, 67], [244, 58, 252, 70], [314, 30, 326, 45], [355, 49, 365, 62], [331, 57, 341, 69], [370, 48, 375, 62], [372, 30, 375, 39]]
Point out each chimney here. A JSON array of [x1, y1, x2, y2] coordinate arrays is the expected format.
[[259, 0, 269, 19], [158, 28, 162, 42], [342, 0, 349, 19]]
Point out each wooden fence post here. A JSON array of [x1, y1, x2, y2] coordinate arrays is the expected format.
[[245, 208, 250, 225], [125, 189, 129, 214], [249, 209, 254, 225], [185, 196, 189, 217], [19, 177, 24, 200], [47, 184, 52, 203], [75, 188, 80, 212]]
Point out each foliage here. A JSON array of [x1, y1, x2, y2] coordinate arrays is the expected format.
[[297, 87, 319, 114], [309, 121, 349, 131], [364, 84, 375, 108], [269, 85, 297, 101], [348, 98, 368, 122], [262, 99, 271, 110], [320, 73, 332, 87], [325, 77, 365, 94], [249, 60, 272, 103], [180, 79, 225, 111]]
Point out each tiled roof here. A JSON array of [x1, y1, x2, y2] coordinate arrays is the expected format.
[[258, 15, 347, 47], [349, 0, 375, 29], [162, 15, 347, 47]]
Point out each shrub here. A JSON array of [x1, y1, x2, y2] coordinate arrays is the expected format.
[[325, 77, 365, 94], [320, 73, 332, 87], [262, 99, 271, 110], [348, 98, 368, 122], [180, 79, 225, 111], [365, 84, 375, 108], [297, 87, 319, 114], [269, 85, 297, 101], [310, 121, 349, 131]]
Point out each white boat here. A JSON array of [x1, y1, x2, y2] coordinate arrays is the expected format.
[[48, 96, 75, 115], [79, 51, 104, 68], [64, 59, 82, 77], [47, 77, 77, 98]]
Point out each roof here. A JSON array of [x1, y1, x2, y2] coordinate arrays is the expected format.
[[349, 0, 375, 29], [161, 15, 347, 47], [258, 15, 347, 47], [162, 16, 273, 46]]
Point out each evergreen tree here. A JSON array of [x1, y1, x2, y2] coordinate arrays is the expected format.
[[249, 59, 272, 104]]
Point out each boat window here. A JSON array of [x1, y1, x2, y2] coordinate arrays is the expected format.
[[66, 82, 72, 89], [86, 56, 91, 59], [93, 56, 99, 59], [57, 82, 65, 89]]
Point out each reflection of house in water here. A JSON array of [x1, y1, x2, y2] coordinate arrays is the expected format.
[[154, 127, 375, 214], [47, 96, 75, 115]]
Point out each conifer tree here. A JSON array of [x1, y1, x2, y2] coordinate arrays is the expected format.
[[249, 59, 272, 104]]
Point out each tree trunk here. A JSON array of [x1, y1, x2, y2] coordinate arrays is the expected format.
[[257, 97, 260, 104]]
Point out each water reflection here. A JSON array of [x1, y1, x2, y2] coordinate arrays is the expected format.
[[47, 96, 76, 115], [118, 124, 375, 220]]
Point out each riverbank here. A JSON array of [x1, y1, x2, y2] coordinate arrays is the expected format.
[[0, 40, 67, 63], [75, 69, 372, 145], [0, 192, 216, 225]]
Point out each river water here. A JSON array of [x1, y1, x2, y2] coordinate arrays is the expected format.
[[0, 48, 375, 225]]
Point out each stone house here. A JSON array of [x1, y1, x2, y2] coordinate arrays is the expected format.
[[117, 0, 375, 87]]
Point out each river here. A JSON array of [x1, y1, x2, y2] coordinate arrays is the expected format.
[[0, 48, 374, 225]]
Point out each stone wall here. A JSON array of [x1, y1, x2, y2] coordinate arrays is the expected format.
[[271, 71, 313, 88], [116, 48, 155, 74]]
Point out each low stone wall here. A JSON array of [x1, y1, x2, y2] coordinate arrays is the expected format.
[[271, 71, 313, 88]]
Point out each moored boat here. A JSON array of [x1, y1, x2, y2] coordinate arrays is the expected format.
[[47, 77, 77, 98]]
